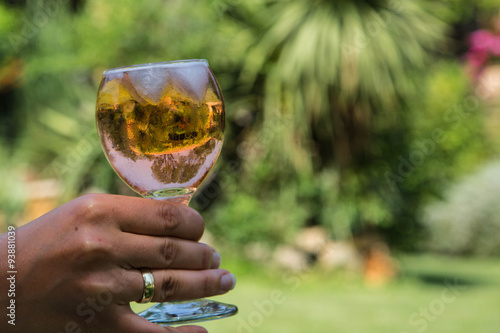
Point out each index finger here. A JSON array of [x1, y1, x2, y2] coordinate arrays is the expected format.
[[75, 194, 204, 240]]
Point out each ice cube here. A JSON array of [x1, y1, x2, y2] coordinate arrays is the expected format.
[[98, 74, 137, 107], [121, 73, 148, 106], [169, 62, 209, 102], [128, 66, 169, 105]]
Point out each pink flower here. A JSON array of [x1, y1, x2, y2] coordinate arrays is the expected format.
[[469, 30, 494, 52], [466, 29, 500, 80]]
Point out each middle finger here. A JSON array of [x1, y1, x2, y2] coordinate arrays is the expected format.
[[115, 233, 221, 270]]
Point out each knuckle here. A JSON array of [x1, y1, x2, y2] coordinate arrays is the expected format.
[[75, 227, 112, 261], [76, 271, 112, 296], [73, 193, 109, 224], [158, 203, 181, 232], [201, 273, 214, 296], [106, 276, 123, 295], [161, 239, 178, 267], [190, 210, 205, 240], [200, 245, 212, 269], [159, 271, 179, 301], [74, 275, 94, 296]]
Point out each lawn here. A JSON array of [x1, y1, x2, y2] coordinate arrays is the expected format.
[[133, 254, 500, 332]]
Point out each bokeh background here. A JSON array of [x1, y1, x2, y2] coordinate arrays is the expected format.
[[1, 0, 500, 332]]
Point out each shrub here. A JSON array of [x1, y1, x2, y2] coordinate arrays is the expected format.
[[423, 160, 500, 256]]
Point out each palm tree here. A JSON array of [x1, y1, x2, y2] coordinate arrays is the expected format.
[[230, 0, 446, 242], [241, 0, 444, 168]]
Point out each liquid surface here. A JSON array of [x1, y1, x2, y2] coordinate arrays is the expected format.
[[96, 62, 224, 197]]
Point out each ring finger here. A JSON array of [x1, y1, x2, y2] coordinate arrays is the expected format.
[[117, 268, 236, 303]]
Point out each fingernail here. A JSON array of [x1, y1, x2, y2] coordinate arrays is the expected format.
[[220, 273, 236, 291], [212, 251, 221, 269]]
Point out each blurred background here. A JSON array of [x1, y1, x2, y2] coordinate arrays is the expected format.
[[1, 0, 500, 332]]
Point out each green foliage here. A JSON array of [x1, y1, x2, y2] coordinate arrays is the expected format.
[[403, 62, 491, 195], [208, 190, 307, 246], [0, 3, 19, 58], [0, 143, 26, 224], [440, 0, 500, 22], [379, 61, 492, 249], [0, 0, 497, 252], [212, 0, 453, 247]]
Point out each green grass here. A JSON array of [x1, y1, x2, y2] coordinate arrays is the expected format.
[[133, 254, 500, 333]]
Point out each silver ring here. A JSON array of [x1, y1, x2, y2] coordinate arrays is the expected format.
[[138, 268, 155, 303]]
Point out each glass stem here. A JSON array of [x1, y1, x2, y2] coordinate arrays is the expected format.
[[159, 195, 191, 205], [144, 187, 195, 205]]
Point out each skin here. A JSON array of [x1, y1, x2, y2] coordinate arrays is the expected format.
[[0, 193, 235, 333]]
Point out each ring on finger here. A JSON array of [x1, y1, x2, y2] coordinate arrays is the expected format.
[[137, 268, 155, 303]]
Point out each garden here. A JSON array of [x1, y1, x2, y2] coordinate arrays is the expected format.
[[1, 0, 500, 331]]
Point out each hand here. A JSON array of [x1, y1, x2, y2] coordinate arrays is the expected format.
[[0, 194, 235, 333]]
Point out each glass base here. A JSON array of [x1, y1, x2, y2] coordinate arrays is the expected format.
[[138, 299, 238, 325]]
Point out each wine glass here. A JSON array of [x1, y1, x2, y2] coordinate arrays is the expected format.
[[95, 59, 237, 325]]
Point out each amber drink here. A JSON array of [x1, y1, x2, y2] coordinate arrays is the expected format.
[[96, 60, 224, 202]]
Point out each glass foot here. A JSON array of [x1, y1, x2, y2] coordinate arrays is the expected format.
[[138, 299, 238, 325]]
